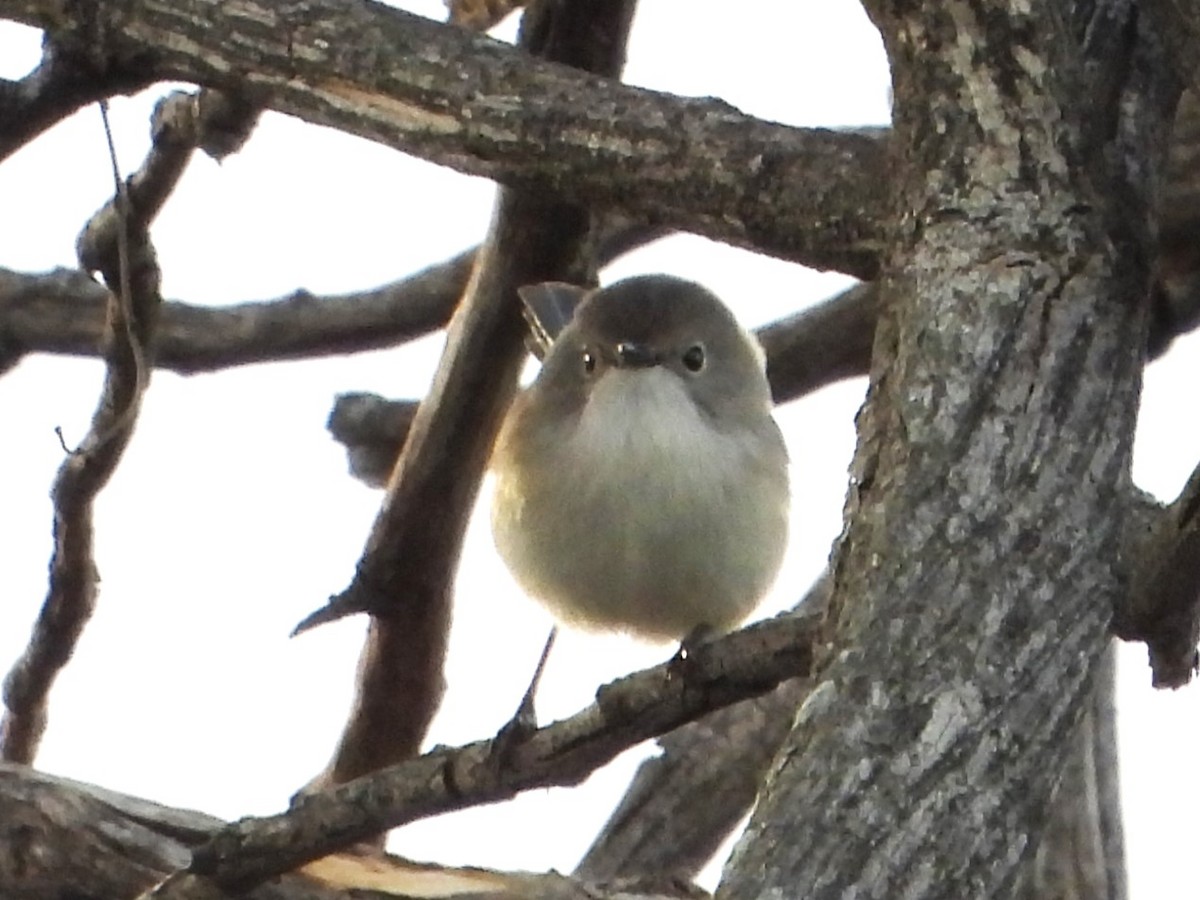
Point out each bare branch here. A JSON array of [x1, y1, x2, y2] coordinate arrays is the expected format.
[[142, 612, 818, 896], [1152, 88, 1200, 357], [0, 219, 664, 376], [8, 75, 1200, 382], [577, 576, 831, 882], [0, 256, 468, 375], [0, 85, 256, 763], [0, 255, 470, 375], [1114, 466, 1200, 687], [2, 762, 702, 900], [760, 282, 876, 404], [325, 393, 420, 488], [300, 0, 639, 792], [0, 38, 154, 161], [4, 0, 888, 276], [78, 91, 259, 274], [1, 133, 163, 766]]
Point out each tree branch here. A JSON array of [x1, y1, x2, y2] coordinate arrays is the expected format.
[[0, 36, 154, 161], [0, 87, 257, 764], [0, 762, 701, 900], [2, 0, 888, 277], [78, 90, 258, 274], [134, 612, 819, 897], [448, 0, 529, 32], [1, 142, 163, 766], [300, 0, 639, 793], [7, 74, 1200, 382], [0, 220, 663, 376], [1114, 464, 1200, 686], [759, 282, 877, 403], [576, 576, 831, 882], [0, 255, 471, 376]]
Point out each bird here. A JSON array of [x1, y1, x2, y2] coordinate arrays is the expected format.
[[491, 274, 789, 644]]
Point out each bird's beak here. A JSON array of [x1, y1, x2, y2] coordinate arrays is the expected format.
[[613, 341, 659, 368]]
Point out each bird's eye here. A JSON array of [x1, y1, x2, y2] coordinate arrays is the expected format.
[[582, 348, 597, 375], [682, 343, 706, 373]]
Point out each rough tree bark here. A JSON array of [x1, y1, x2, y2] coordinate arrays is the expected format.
[[1, 0, 1197, 898], [719, 2, 1175, 898]]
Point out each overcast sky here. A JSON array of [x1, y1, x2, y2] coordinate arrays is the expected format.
[[1, 2, 1198, 895]]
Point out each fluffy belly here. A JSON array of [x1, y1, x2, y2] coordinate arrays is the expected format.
[[492, 371, 788, 641]]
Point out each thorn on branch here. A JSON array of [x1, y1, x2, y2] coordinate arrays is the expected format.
[[291, 590, 370, 636]]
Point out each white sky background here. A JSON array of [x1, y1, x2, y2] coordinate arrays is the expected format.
[[0, 1, 1197, 895]]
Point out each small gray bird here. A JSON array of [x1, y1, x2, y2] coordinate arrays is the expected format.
[[491, 275, 789, 643]]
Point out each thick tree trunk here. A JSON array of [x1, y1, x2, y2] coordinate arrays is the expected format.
[[719, 3, 1171, 898], [1019, 646, 1126, 900]]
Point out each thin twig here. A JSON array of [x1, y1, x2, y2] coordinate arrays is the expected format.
[[0, 88, 255, 762], [0, 104, 163, 763]]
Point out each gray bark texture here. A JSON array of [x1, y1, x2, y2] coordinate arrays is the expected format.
[[0, 762, 701, 900], [1018, 648, 1126, 900], [719, 2, 1174, 898], [1, 0, 1195, 898]]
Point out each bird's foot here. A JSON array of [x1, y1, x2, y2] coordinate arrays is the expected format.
[[667, 623, 717, 679], [488, 627, 557, 770]]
